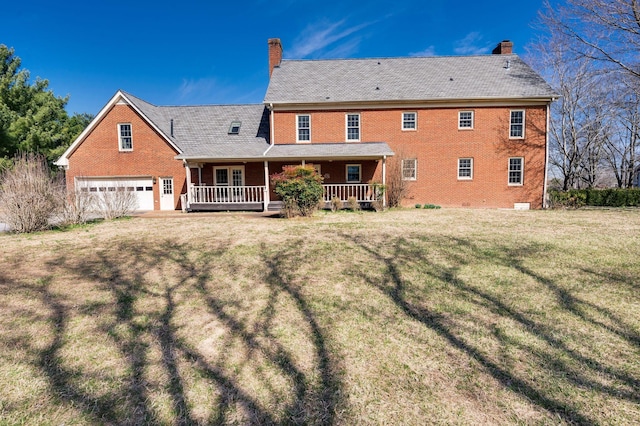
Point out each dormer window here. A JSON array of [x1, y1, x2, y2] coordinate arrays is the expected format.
[[228, 121, 241, 134]]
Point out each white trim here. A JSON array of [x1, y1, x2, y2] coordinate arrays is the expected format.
[[457, 158, 473, 180], [55, 90, 182, 167], [543, 103, 550, 208], [345, 113, 361, 142], [267, 98, 555, 112], [213, 165, 245, 186], [509, 109, 525, 139], [118, 123, 133, 151], [296, 114, 311, 143], [401, 158, 417, 181], [458, 111, 474, 130], [346, 164, 362, 183], [508, 157, 524, 186], [401, 111, 417, 131]]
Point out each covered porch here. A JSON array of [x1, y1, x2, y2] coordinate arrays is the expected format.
[[177, 142, 394, 212]]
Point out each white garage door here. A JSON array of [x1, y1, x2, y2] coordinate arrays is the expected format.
[[76, 177, 155, 211]]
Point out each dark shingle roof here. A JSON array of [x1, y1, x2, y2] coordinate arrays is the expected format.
[[264, 55, 557, 105], [123, 92, 270, 159]]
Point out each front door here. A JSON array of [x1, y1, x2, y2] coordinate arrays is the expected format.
[[214, 166, 245, 201], [160, 177, 174, 210]]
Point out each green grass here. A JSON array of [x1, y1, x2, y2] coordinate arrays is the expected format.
[[0, 209, 639, 425]]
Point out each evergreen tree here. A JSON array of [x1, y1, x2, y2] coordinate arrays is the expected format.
[[0, 45, 91, 168]]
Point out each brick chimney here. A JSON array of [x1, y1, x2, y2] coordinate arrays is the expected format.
[[492, 40, 513, 55], [268, 38, 283, 77]]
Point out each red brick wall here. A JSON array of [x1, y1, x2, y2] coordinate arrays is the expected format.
[[65, 104, 185, 210], [272, 105, 548, 208]]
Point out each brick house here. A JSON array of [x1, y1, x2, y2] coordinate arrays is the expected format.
[[56, 38, 557, 211]]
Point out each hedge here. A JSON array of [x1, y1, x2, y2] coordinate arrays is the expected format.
[[548, 188, 640, 208]]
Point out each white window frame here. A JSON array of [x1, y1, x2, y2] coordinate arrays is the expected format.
[[346, 164, 361, 183], [118, 123, 132, 151], [458, 158, 473, 180], [402, 112, 417, 131], [346, 113, 360, 142], [213, 166, 245, 186], [296, 114, 311, 142], [458, 111, 474, 129], [508, 157, 524, 186], [509, 110, 525, 139], [402, 158, 417, 181]]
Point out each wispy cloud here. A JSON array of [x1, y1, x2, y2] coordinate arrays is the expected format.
[[410, 45, 436, 57], [175, 77, 227, 104], [288, 19, 374, 59], [453, 32, 492, 55]]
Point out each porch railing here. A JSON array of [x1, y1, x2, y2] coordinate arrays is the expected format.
[[322, 184, 378, 202], [189, 185, 265, 204]]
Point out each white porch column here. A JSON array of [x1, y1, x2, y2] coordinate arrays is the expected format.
[[382, 156, 387, 208], [263, 161, 271, 208], [184, 161, 192, 209]]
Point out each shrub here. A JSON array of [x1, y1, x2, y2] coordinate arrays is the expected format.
[[94, 184, 138, 220], [0, 153, 61, 233], [423, 204, 441, 209], [370, 182, 386, 212], [415, 204, 422, 209], [347, 196, 360, 211], [330, 196, 342, 212], [271, 165, 324, 217], [548, 188, 640, 208], [55, 186, 96, 226]]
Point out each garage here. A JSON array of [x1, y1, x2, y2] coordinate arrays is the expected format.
[[76, 177, 155, 211]]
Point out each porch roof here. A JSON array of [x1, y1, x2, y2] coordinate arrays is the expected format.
[[176, 142, 394, 162], [264, 142, 394, 160]]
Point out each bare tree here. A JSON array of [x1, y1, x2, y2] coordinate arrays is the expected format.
[[603, 74, 640, 187], [385, 149, 414, 207], [542, 0, 640, 79], [528, 33, 610, 189]]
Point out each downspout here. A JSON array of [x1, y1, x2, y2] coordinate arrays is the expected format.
[[543, 102, 551, 209]]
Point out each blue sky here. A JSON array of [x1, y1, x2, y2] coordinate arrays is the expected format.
[[3, 0, 551, 115]]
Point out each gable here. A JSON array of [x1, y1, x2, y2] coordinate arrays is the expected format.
[[55, 91, 181, 167]]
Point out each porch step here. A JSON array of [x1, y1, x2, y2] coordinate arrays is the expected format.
[[267, 201, 283, 211]]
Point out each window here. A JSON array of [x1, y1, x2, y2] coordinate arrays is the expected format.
[[162, 178, 173, 195], [118, 123, 132, 151], [297, 115, 310, 142], [402, 159, 417, 180], [458, 158, 473, 180], [402, 112, 417, 130], [228, 121, 241, 134], [346, 113, 360, 141], [508, 157, 524, 185], [458, 111, 473, 129], [510, 110, 525, 138], [214, 166, 245, 186], [346, 164, 361, 182]]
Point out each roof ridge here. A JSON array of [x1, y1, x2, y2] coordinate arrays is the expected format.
[[280, 54, 519, 63]]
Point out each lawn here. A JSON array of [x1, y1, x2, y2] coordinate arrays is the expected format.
[[0, 209, 639, 425]]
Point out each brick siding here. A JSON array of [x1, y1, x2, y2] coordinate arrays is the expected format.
[[65, 104, 185, 210]]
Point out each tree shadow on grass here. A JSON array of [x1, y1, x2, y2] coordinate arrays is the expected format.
[[342, 232, 640, 424], [20, 237, 341, 425]]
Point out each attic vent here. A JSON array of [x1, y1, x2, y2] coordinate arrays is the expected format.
[[228, 121, 241, 134]]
